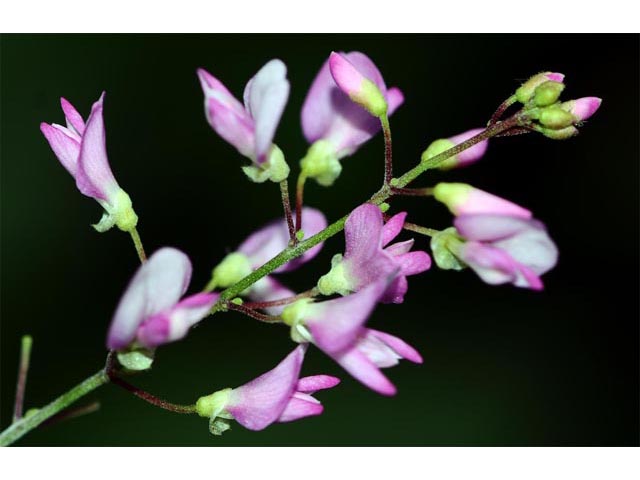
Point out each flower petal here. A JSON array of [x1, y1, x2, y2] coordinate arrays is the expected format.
[[384, 239, 415, 257], [40, 122, 81, 176], [460, 241, 519, 286], [455, 214, 531, 242], [381, 212, 407, 247], [492, 219, 558, 276], [107, 247, 192, 350], [448, 128, 489, 166], [60, 97, 86, 135], [367, 329, 423, 364], [306, 279, 387, 354], [296, 375, 341, 394], [244, 59, 290, 162], [379, 274, 408, 304], [136, 292, 219, 348], [277, 393, 324, 423], [332, 346, 396, 396], [226, 344, 306, 431], [75, 92, 119, 201], [394, 251, 432, 276]]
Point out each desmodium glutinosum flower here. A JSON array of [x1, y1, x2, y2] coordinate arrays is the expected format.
[[107, 247, 218, 351], [40, 93, 138, 232], [195, 344, 339, 433], [317, 203, 431, 303], [282, 279, 422, 396], [197, 59, 291, 183], [299, 51, 404, 186]]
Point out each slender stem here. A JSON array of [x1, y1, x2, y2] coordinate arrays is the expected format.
[[391, 187, 434, 197], [279, 180, 296, 243], [401, 221, 440, 238], [488, 95, 517, 125], [380, 115, 393, 185], [108, 375, 196, 414], [227, 302, 283, 323], [13, 335, 33, 423], [243, 288, 319, 310], [0, 369, 109, 446], [295, 172, 308, 233], [42, 401, 101, 427], [209, 112, 526, 315], [129, 228, 147, 263]]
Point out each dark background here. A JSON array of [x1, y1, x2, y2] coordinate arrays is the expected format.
[[1, 34, 638, 446]]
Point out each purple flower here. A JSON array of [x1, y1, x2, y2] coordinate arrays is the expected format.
[[209, 208, 327, 301], [283, 280, 422, 396], [197, 59, 291, 182], [317, 203, 431, 304], [300, 51, 404, 186], [107, 247, 218, 350], [195, 344, 339, 432], [40, 93, 138, 232]]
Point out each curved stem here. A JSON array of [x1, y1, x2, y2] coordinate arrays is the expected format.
[[279, 180, 296, 244], [227, 302, 283, 323], [129, 228, 147, 263], [0, 369, 109, 446], [108, 375, 196, 414], [243, 288, 319, 310]]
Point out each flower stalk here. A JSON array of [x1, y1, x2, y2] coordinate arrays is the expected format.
[[12, 335, 33, 423]]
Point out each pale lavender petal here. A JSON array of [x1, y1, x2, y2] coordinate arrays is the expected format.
[[356, 333, 401, 368], [492, 219, 558, 276], [60, 97, 86, 135], [381, 212, 407, 247], [204, 95, 256, 159], [136, 292, 219, 348], [40, 123, 81, 176], [238, 207, 327, 272], [75, 93, 119, 201], [197, 68, 247, 118], [394, 251, 432, 276], [107, 247, 192, 350], [247, 276, 295, 316], [367, 329, 423, 364], [243, 59, 290, 163], [301, 54, 339, 143], [277, 393, 323, 423], [448, 128, 489, 166], [386, 87, 405, 115], [455, 215, 531, 242], [384, 239, 415, 257], [226, 345, 306, 431], [296, 375, 341, 393], [332, 346, 396, 396], [306, 280, 387, 354], [460, 242, 519, 286]]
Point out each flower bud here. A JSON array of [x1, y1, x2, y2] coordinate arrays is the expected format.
[[537, 125, 579, 140], [559, 97, 602, 122], [433, 183, 532, 219], [538, 106, 576, 129], [329, 52, 388, 117], [533, 81, 565, 107], [516, 72, 565, 104], [300, 139, 342, 186], [430, 227, 467, 271], [210, 252, 252, 289]]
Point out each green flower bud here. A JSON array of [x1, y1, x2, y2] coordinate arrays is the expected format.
[[533, 81, 565, 107]]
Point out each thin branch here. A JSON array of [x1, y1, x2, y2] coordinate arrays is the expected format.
[[391, 187, 434, 197], [243, 288, 319, 310], [42, 401, 101, 427], [129, 228, 147, 263], [380, 115, 393, 185], [295, 172, 308, 234], [227, 302, 283, 323], [13, 335, 33, 423], [279, 179, 296, 244]]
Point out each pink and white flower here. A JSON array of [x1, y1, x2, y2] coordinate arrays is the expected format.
[[317, 203, 431, 304], [195, 344, 339, 432], [40, 93, 138, 232], [107, 247, 218, 350]]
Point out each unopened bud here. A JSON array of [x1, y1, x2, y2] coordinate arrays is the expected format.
[[516, 71, 565, 104], [539, 107, 576, 129], [533, 81, 565, 107], [538, 125, 579, 140], [560, 97, 602, 122]]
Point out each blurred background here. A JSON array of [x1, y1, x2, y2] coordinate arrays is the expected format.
[[1, 34, 638, 446]]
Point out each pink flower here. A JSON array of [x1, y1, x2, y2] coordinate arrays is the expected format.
[[434, 183, 532, 218], [561, 97, 602, 122], [40, 93, 138, 232], [283, 280, 422, 396], [317, 204, 431, 304], [195, 345, 339, 432], [197, 59, 290, 182], [300, 52, 404, 186], [426, 128, 490, 170], [107, 248, 218, 350]]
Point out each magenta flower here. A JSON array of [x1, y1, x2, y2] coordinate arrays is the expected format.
[[300, 51, 404, 186], [317, 203, 431, 304], [195, 345, 339, 432], [107, 248, 218, 350], [197, 59, 291, 183], [283, 280, 422, 396], [208, 207, 327, 295], [40, 93, 138, 232]]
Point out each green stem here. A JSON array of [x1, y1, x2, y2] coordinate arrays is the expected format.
[[13, 335, 33, 422], [279, 179, 296, 243], [129, 228, 147, 263], [380, 114, 393, 185], [0, 369, 109, 446]]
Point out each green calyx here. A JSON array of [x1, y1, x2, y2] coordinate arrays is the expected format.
[[210, 252, 253, 290], [195, 388, 233, 418], [352, 79, 388, 118], [433, 182, 472, 215], [317, 253, 353, 296], [300, 140, 342, 187], [243, 144, 290, 183], [281, 299, 314, 344], [430, 227, 467, 271], [93, 188, 139, 233]]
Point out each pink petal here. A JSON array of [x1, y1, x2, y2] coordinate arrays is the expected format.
[[204, 95, 256, 159], [394, 251, 432, 276], [306, 279, 387, 354], [379, 275, 408, 304], [384, 239, 415, 257], [492, 219, 558, 276], [462, 188, 532, 219], [455, 214, 532, 242], [386, 87, 405, 115], [367, 329, 423, 364], [332, 346, 396, 396], [226, 345, 306, 431], [460, 242, 520, 286], [75, 92, 119, 201], [568, 97, 602, 122], [243, 59, 290, 163], [381, 212, 407, 246], [329, 52, 366, 98], [237, 207, 327, 272], [277, 393, 324, 423], [448, 128, 489, 166], [136, 292, 219, 348], [344, 203, 384, 261], [60, 97, 86, 135], [107, 247, 192, 350], [296, 375, 341, 394], [40, 122, 81, 176]]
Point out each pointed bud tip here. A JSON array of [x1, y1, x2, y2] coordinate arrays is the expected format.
[[573, 97, 602, 121]]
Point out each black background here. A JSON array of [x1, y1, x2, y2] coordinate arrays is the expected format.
[[1, 34, 638, 445]]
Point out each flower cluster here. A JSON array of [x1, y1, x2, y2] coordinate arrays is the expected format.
[[37, 50, 601, 439]]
